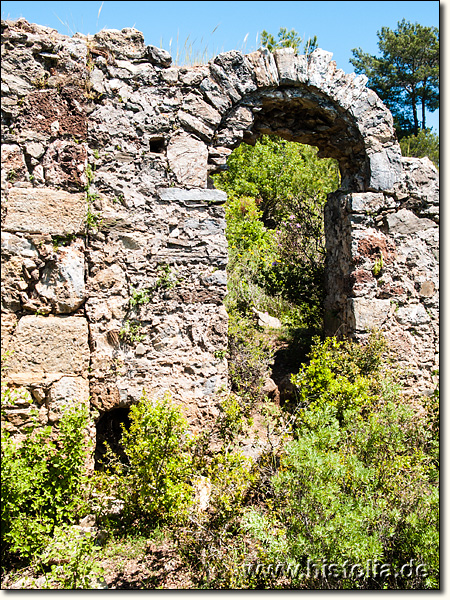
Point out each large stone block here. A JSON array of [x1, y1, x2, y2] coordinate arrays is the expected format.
[[166, 132, 208, 188], [47, 376, 90, 423], [3, 187, 86, 235], [6, 315, 90, 385], [35, 239, 86, 313], [349, 298, 391, 332], [246, 48, 279, 88], [386, 209, 438, 236], [158, 187, 227, 205]]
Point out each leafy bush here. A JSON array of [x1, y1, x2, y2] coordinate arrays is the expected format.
[[1, 404, 91, 565], [108, 391, 196, 530], [215, 136, 340, 371], [243, 335, 439, 589], [215, 136, 339, 226], [38, 526, 104, 589]]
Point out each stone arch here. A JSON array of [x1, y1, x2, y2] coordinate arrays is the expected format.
[[170, 47, 402, 192], [166, 45, 438, 393]]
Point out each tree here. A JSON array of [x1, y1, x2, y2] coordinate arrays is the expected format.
[[350, 19, 439, 137], [260, 27, 318, 55]]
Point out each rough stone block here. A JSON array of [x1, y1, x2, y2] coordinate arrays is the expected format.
[[6, 315, 90, 385], [273, 47, 298, 85], [395, 303, 431, 326], [158, 188, 227, 205], [167, 132, 208, 188], [387, 209, 438, 236], [367, 149, 402, 191], [47, 376, 90, 423], [3, 187, 86, 235], [349, 298, 391, 332], [246, 48, 279, 88], [346, 192, 390, 214], [35, 239, 86, 313]]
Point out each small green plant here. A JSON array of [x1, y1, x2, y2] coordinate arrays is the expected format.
[[1, 352, 31, 415], [119, 320, 145, 345], [129, 287, 151, 308], [85, 163, 95, 186], [7, 170, 17, 182], [372, 253, 384, 277], [214, 349, 227, 361], [52, 233, 77, 249], [113, 193, 125, 205], [217, 394, 249, 442], [155, 264, 179, 290], [31, 75, 49, 89], [37, 527, 104, 589], [85, 190, 102, 231]]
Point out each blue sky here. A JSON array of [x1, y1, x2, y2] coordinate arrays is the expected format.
[[1, 1, 441, 131]]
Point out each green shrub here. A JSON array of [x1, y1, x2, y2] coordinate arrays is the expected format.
[[38, 526, 104, 589], [111, 391, 196, 530], [227, 315, 274, 402], [242, 335, 439, 589], [1, 404, 91, 564]]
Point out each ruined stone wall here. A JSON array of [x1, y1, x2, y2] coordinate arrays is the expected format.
[[1, 19, 439, 438]]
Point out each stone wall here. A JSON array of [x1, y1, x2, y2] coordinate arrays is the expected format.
[[1, 19, 439, 439]]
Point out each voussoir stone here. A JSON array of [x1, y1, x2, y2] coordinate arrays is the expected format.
[[3, 187, 86, 235]]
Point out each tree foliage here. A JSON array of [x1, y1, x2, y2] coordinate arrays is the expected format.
[[214, 136, 339, 332], [350, 19, 439, 137]]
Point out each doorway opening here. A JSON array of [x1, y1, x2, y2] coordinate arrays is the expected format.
[[213, 134, 340, 405]]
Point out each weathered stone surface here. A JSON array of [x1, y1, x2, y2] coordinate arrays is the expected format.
[[395, 303, 431, 326], [17, 88, 88, 139], [42, 140, 87, 189], [166, 132, 208, 188], [367, 148, 403, 191], [246, 48, 279, 88], [47, 376, 90, 423], [146, 44, 172, 67], [92, 27, 147, 61], [3, 188, 86, 235], [6, 316, 90, 385], [386, 208, 438, 236], [35, 240, 86, 313], [158, 187, 227, 205], [350, 298, 391, 331], [252, 307, 282, 329], [1, 144, 28, 181]]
